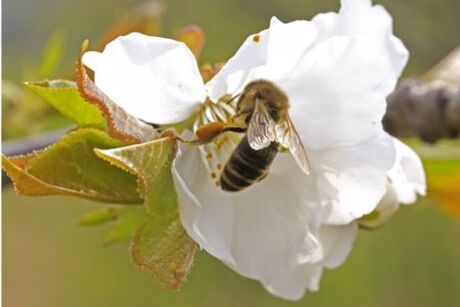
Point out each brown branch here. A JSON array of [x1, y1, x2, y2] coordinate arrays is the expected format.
[[384, 79, 460, 142]]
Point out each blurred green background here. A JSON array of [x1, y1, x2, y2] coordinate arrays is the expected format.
[[3, 0, 460, 306]]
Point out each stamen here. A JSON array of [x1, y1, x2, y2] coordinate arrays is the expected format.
[[218, 100, 236, 117], [205, 106, 217, 122], [193, 113, 202, 133], [201, 110, 209, 125], [211, 104, 227, 122]]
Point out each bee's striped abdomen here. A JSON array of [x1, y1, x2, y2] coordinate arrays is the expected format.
[[220, 135, 278, 192]]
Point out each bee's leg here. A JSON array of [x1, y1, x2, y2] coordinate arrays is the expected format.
[[189, 122, 227, 145], [179, 122, 226, 145], [182, 122, 247, 145], [222, 126, 247, 133]]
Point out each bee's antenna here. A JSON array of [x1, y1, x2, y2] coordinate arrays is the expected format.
[[225, 92, 243, 105]]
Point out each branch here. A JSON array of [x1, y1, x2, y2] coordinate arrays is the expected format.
[[384, 79, 460, 142]]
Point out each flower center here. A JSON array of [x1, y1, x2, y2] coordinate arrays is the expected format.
[[192, 96, 236, 132], [192, 96, 241, 186]]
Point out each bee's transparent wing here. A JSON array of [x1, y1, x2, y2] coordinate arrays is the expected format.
[[247, 99, 277, 150], [276, 113, 311, 175]]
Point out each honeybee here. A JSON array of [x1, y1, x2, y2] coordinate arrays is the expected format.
[[192, 79, 311, 192]]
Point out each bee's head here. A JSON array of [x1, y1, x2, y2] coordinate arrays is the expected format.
[[235, 79, 289, 122]]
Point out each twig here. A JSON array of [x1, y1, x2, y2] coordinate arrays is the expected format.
[[384, 79, 460, 142]]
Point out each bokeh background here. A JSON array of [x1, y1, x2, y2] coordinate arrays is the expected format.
[[3, 0, 460, 306]]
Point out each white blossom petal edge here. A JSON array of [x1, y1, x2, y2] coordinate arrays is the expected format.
[[83, 33, 206, 124], [82, 0, 412, 301], [360, 138, 426, 229], [388, 138, 426, 204]]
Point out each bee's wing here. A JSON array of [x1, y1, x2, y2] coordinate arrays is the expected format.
[[276, 113, 311, 175], [247, 98, 277, 150]]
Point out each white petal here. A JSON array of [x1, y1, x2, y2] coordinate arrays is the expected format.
[[262, 223, 358, 301], [261, 264, 322, 301], [316, 132, 396, 225], [358, 139, 427, 229], [283, 36, 395, 149], [284, 5, 409, 150], [206, 17, 317, 101], [388, 138, 426, 204], [172, 145, 235, 264], [173, 132, 375, 300], [358, 184, 400, 229], [318, 223, 358, 269], [172, 143, 328, 292], [82, 32, 206, 124], [312, 0, 408, 79]]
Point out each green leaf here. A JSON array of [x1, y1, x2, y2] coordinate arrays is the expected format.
[[78, 207, 119, 225], [79, 206, 145, 245], [94, 136, 196, 288], [2, 154, 95, 199], [95, 136, 177, 215], [6, 128, 142, 203], [37, 30, 66, 79], [76, 46, 160, 143], [130, 212, 196, 289], [104, 207, 144, 245], [25, 79, 106, 129]]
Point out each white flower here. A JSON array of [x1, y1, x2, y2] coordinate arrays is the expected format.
[[360, 139, 426, 229], [83, 0, 413, 300]]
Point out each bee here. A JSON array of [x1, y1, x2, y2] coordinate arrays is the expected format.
[[192, 79, 311, 192]]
